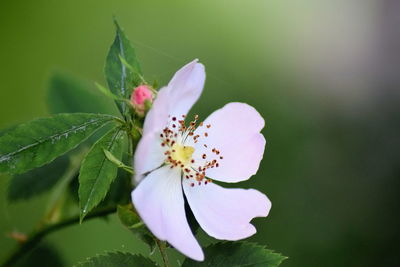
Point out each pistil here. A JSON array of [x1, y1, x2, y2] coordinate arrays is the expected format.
[[159, 114, 223, 186]]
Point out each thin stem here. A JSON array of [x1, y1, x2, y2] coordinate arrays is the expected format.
[[155, 238, 170, 267], [1, 206, 116, 267]]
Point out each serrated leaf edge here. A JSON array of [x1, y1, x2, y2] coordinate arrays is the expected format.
[[79, 127, 126, 221], [74, 251, 158, 267]]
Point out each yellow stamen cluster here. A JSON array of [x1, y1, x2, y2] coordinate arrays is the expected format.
[[159, 114, 223, 186]]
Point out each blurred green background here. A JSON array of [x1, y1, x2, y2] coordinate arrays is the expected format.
[[1, 0, 399, 266]]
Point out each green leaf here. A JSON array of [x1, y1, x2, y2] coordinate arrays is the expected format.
[[0, 113, 116, 175], [8, 154, 70, 201], [101, 161, 133, 206], [117, 204, 156, 252], [47, 71, 117, 115], [16, 243, 65, 267], [79, 127, 126, 220], [68, 158, 132, 207], [105, 19, 142, 115], [95, 82, 135, 113], [75, 251, 157, 267], [104, 149, 134, 174], [182, 242, 287, 267]]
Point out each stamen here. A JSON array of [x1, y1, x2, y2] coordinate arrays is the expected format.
[[159, 114, 223, 187]]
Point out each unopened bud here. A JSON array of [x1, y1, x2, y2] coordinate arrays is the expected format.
[[130, 85, 153, 116]]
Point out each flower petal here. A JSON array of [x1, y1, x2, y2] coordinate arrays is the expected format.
[[194, 102, 266, 182], [141, 84, 171, 135], [143, 59, 205, 135], [135, 60, 205, 183], [183, 179, 271, 240], [132, 166, 204, 261], [133, 131, 166, 183]]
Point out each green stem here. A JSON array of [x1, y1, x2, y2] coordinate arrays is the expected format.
[[1, 206, 116, 267], [155, 238, 170, 267]]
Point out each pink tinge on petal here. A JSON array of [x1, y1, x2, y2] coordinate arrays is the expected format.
[[143, 59, 206, 135], [193, 102, 266, 183], [132, 166, 204, 261], [182, 178, 271, 241]]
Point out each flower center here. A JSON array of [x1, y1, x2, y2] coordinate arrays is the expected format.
[[170, 144, 194, 165], [159, 114, 223, 187]]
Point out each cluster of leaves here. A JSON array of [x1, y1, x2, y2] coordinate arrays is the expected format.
[[76, 243, 286, 267], [3, 20, 140, 223], [0, 20, 287, 266]]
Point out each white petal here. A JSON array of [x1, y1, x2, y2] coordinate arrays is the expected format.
[[132, 166, 204, 261], [193, 102, 265, 183], [142, 85, 171, 136], [143, 59, 205, 135], [133, 131, 166, 183], [183, 179, 271, 240]]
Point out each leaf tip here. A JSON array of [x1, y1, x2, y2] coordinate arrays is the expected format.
[[79, 208, 87, 223], [112, 16, 121, 31]]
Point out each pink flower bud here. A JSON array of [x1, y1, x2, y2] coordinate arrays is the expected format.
[[131, 85, 153, 115]]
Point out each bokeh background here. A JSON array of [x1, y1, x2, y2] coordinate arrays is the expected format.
[[1, 0, 399, 266]]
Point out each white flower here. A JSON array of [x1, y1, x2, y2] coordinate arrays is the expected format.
[[132, 59, 271, 261]]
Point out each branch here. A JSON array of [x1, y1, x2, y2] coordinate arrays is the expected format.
[[1, 205, 117, 267], [155, 238, 170, 267]]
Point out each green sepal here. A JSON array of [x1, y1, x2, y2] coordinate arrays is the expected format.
[[103, 149, 134, 174]]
